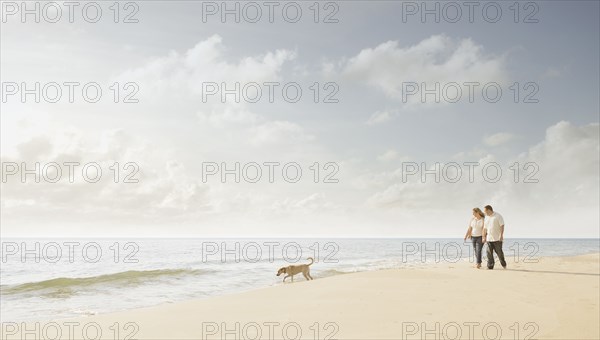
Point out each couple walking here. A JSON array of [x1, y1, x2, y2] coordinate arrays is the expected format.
[[463, 205, 506, 270]]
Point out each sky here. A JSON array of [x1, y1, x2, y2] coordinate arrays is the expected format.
[[1, 0, 599, 237]]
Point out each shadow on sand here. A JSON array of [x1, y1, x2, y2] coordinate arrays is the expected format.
[[506, 269, 600, 276]]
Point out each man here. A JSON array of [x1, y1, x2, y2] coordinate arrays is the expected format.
[[482, 205, 506, 269]]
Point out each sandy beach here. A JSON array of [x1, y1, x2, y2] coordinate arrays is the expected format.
[[3, 253, 599, 340]]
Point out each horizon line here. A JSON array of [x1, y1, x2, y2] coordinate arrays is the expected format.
[[1, 235, 599, 239]]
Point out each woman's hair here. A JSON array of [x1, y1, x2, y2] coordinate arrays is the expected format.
[[473, 207, 485, 219]]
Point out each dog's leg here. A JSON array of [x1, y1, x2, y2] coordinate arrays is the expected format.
[[283, 275, 290, 282], [302, 272, 309, 281]]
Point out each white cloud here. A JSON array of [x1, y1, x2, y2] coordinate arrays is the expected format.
[[0, 129, 212, 228], [367, 110, 394, 125], [0, 37, 339, 236], [115, 35, 316, 151], [542, 67, 561, 79], [541, 65, 570, 79], [363, 121, 599, 236], [484, 132, 516, 146], [377, 150, 399, 162], [118, 34, 296, 95], [249, 121, 315, 146], [339, 35, 507, 104], [269, 193, 340, 214]]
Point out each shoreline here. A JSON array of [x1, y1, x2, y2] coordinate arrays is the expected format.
[[2, 253, 599, 339], [8, 249, 599, 323]]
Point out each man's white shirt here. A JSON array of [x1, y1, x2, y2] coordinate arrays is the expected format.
[[484, 212, 504, 242]]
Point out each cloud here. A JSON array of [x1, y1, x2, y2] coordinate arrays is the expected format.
[[0, 129, 212, 227], [249, 121, 315, 146], [0, 37, 338, 235], [363, 121, 599, 236], [367, 110, 394, 125], [518, 120, 599, 205], [377, 150, 399, 162], [542, 67, 561, 79], [114, 34, 296, 129], [541, 65, 570, 79], [115, 35, 315, 151], [269, 193, 340, 214], [118, 35, 296, 95], [338, 35, 507, 104], [483, 132, 516, 146]]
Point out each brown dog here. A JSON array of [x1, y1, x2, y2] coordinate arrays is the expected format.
[[276, 257, 314, 282]]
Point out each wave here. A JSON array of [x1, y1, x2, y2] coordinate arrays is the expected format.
[[1, 268, 209, 296]]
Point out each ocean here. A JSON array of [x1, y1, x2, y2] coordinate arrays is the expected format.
[[1, 238, 598, 322]]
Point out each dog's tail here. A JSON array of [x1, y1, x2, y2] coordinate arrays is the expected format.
[[307, 257, 314, 266]]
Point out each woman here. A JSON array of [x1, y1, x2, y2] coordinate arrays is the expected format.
[[464, 207, 485, 268]]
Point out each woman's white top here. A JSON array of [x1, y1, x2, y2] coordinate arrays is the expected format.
[[470, 218, 484, 237]]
